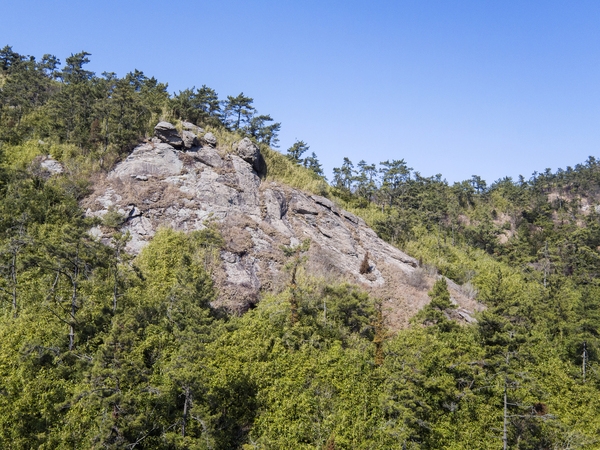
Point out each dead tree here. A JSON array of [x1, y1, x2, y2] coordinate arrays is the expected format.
[[359, 251, 371, 275]]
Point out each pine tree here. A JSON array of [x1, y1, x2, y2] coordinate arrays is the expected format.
[[244, 114, 280, 147], [286, 140, 309, 164], [223, 92, 255, 130], [416, 278, 456, 332], [303, 152, 325, 178], [332, 157, 355, 191]]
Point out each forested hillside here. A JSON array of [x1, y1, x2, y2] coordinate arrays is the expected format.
[[1, 46, 600, 449]]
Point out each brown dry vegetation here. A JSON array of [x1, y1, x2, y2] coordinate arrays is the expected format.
[[83, 174, 195, 214]]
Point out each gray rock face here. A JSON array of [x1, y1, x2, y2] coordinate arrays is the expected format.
[[108, 142, 183, 180], [182, 130, 198, 149], [84, 141, 481, 326], [235, 137, 259, 163], [181, 121, 204, 133], [202, 132, 217, 148], [154, 122, 184, 148], [235, 138, 260, 165], [235, 137, 266, 176], [190, 147, 223, 168], [40, 156, 64, 175]]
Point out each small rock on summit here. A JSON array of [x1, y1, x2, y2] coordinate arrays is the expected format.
[[202, 132, 217, 148], [182, 130, 198, 149], [154, 121, 184, 148], [181, 121, 204, 133]]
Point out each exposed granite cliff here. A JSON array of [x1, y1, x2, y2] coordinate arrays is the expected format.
[[83, 124, 481, 328]]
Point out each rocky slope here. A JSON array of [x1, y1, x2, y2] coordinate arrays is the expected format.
[[83, 123, 481, 328]]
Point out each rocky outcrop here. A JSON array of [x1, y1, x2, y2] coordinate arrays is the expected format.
[[235, 137, 260, 164], [190, 146, 223, 168], [154, 122, 184, 148], [182, 121, 204, 133], [235, 137, 267, 176], [154, 121, 203, 150], [39, 156, 64, 175], [84, 137, 482, 327], [30, 155, 65, 180], [108, 142, 183, 179], [201, 132, 217, 148], [182, 130, 198, 149]]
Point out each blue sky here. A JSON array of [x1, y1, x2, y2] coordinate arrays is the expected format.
[[2, 1, 600, 184]]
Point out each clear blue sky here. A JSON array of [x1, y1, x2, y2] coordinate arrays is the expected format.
[[3, 1, 600, 184]]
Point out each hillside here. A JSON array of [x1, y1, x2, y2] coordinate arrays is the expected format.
[[81, 123, 479, 327], [1, 46, 600, 449]]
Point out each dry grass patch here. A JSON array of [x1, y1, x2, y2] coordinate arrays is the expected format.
[[261, 146, 330, 196], [219, 216, 256, 256]]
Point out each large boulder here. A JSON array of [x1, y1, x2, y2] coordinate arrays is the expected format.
[[235, 137, 266, 176], [191, 147, 223, 168], [154, 122, 183, 148], [40, 156, 64, 175], [182, 130, 198, 150], [201, 132, 217, 148], [181, 121, 204, 133], [108, 142, 183, 180]]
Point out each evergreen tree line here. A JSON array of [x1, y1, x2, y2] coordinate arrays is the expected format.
[[323, 152, 600, 447], [0, 46, 283, 169], [333, 154, 600, 284]]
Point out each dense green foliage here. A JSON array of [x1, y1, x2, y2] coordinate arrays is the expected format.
[[1, 46, 600, 448], [0, 46, 285, 169]]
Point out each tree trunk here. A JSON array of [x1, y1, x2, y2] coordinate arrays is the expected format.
[[69, 247, 80, 351], [112, 243, 121, 313], [503, 381, 508, 450], [10, 250, 17, 317], [290, 262, 299, 325], [583, 341, 588, 383], [182, 386, 192, 437]]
